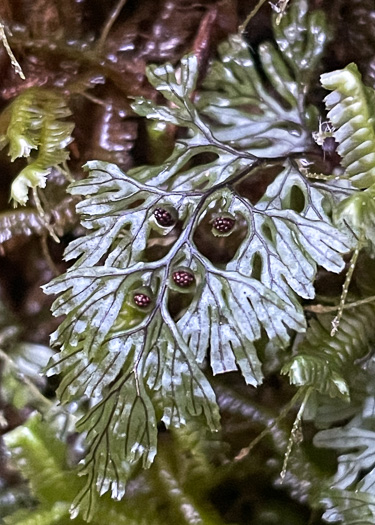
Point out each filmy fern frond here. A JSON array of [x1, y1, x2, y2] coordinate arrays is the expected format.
[[131, 0, 328, 191], [196, 0, 327, 156], [282, 303, 375, 400], [0, 87, 74, 205], [44, 156, 348, 517], [314, 387, 375, 524], [42, 1, 352, 518], [321, 64, 375, 255], [321, 490, 375, 525], [321, 63, 375, 190], [273, 0, 329, 85]]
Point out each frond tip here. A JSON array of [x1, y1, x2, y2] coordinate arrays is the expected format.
[[321, 63, 375, 189], [0, 87, 74, 206]]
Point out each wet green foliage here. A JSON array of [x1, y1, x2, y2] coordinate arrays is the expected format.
[[282, 303, 375, 399], [41, 2, 353, 517], [1, 1, 375, 524], [0, 88, 74, 206]]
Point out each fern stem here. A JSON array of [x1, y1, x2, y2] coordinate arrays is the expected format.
[[96, 0, 128, 52], [0, 19, 25, 80], [40, 234, 60, 277], [305, 295, 375, 314], [235, 387, 306, 461], [238, 0, 269, 33], [280, 387, 312, 482], [272, 0, 292, 25], [32, 188, 60, 243], [331, 241, 362, 336], [304, 172, 342, 182]]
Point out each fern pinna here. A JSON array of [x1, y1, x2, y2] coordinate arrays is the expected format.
[[0, 87, 74, 206]]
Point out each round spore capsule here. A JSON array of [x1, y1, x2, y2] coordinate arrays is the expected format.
[[172, 270, 195, 288], [153, 207, 176, 227], [133, 293, 152, 308], [212, 216, 235, 233]]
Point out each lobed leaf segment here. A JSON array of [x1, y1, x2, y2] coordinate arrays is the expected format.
[[43, 1, 352, 519], [314, 379, 375, 525], [282, 303, 375, 400], [320, 63, 375, 255], [0, 87, 74, 206]]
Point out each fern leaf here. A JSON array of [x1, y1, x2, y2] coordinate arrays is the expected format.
[[177, 256, 304, 386], [44, 263, 220, 513], [321, 64, 375, 254], [71, 374, 157, 515], [315, 426, 375, 491], [63, 160, 349, 295], [131, 53, 253, 191], [43, 154, 349, 513], [132, 54, 204, 131], [195, 33, 309, 158], [335, 184, 375, 255], [226, 163, 349, 302], [321, 490, 375, 525], [1, 89, 41, 160], [282, 303, 375, 399], [63, 161, 201, 268], [273, 0, 329, 84], [321, 63, 375, 189], [131, 1, 329, 191], [196, 0, 328, 158], [0, 88, 74, 205], [315, 391, 375, 486], [314, 388, 375, 524]]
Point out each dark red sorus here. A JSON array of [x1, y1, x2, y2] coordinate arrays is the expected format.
[[213, 216, 235, 233], [154, 208, 175, 227], [172, 270, 195, 288], [133, 293, 151, 307]]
